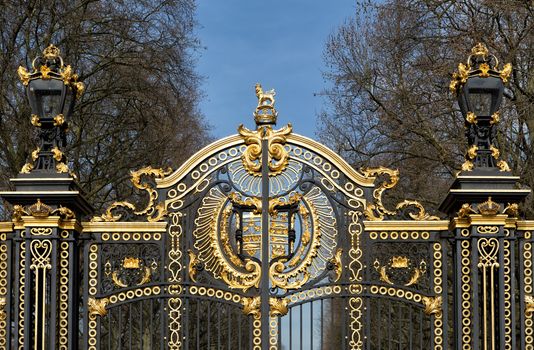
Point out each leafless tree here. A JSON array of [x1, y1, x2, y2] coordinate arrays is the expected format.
[[0, 0, 210, 212], [320, 0, 534, 216]]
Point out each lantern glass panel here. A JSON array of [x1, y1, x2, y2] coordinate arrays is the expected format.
[[27, 79, 66, 119], [469, 91, 492, 116]]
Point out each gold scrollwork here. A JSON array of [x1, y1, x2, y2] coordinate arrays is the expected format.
[[238, 123, 292, 176], [361, 167, 398, 220], [88, 297, 109, 317], [110, 261, 152, 288], [396, 200, 440, 221], [373, 257, 426, 287], [422, 296, 442, 317], [362, 167, 438, 221], [92, 166, 172, 222], [329, 248, 343, 282], [187, 250, 200, 282]]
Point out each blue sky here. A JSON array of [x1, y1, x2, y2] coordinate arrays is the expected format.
[[195, 0, 356, 139]]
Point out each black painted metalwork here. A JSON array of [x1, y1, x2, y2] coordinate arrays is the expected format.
[[0, 44, 532, 350]]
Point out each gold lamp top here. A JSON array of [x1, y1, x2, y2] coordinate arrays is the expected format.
[[17, 44, 84, 98], [450, 42, 512, 93]]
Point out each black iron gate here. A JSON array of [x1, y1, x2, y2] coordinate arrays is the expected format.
[[0, 44, 532, 350]]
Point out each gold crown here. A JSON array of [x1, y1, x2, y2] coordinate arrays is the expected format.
[[43, 44, 61, 60], [471, 42, 489, 57], [391, 256, 409, 268], [123, 257, 141, 269], [28, 199, 52, 217], [477, 197, 500, 216]]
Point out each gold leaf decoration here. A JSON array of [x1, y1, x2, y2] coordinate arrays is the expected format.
[[422, 296, 442, 316], [88, 297, 109, 317]]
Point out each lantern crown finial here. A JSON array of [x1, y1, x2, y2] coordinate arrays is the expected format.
[[471, 42, 489, 57], [42, 44, 61, 60]]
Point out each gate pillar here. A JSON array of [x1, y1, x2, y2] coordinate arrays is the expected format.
[[0, 45, 92, 349], [441, 43, 531, 350]]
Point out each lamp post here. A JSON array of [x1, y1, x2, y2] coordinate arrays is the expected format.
[[17, 44, 84, 174], [0, 45, 91, 349], [450, 42, 512, 172]]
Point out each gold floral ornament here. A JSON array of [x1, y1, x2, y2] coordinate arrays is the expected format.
[[422, 296, 442, 317], [270, 297, 289, 316], [238, 84, 292, 176], [88, 297, 109, 317], [17, 45, 85, 99], [242, 296, 261, 316], [362, 167, 439, 221], [526, 295, 534, 317], [91, 166, 172, 222]]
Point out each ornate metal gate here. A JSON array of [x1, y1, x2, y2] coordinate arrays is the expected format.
[[0, 44, 533, 349]]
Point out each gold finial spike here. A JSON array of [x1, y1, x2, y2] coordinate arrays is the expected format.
[[471, 42, 489, 57], [43, 44, 61, 60]]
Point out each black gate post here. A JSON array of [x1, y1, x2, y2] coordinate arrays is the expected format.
[[0, 45, 92, 349], [441, 43, 531, 350]]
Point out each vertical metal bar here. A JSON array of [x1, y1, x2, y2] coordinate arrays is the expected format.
[[518, 239, 526, 350], [260, 136, 271, 350], [300, 304, 303, 349], [398, 302, 402, 348], [278, 315, 282, 350], [341, 298, 346, 350], [196, 299, 200, 349], [217, 302, 220, 349], [208, 301, 211, 349], [237, 306, 240, 350], [408, 304, 412, 349], [129, 303, 132, 350], [227, 303, 231, 350], [160, 298, 165, 350], [185, 298, 190, 350], [365, 297, 371, 350], [81, 240, 89, 349], [49, 240, 58, 350], [320, 299, 323, 350], [419, 309, 423, 350], [310, 302, 313, 350], [140, 300, 144, 350], [150, 298, 154, 349], [118, 306, 122, 350], [108, 308, 112, 350], [378, 300, 381, 350], [498, 236, 505, 350], [455, 239, 463, 350], [24, 235, 31, 350], [387, 299, 391, 350], [472, 236, 480, 350], [289, 309, 293, 350]]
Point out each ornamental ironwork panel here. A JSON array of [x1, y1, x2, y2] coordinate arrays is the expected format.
[[0, 43, 533, 350]]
